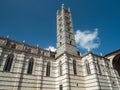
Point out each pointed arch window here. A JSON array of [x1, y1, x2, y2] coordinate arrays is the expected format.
[[86, 61, 91, 75], [59, 61, 62, 76], [73, 60, 77, 75], [112, 54, 120, 76], [96, 59, 101, 74], [59, 85, 63, 90], [3, 54, 14, 72], [46, 62, 51, 76], [27, 58, 34, 74]]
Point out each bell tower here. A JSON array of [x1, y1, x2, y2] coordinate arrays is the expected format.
[[56, 4, 77, 58]]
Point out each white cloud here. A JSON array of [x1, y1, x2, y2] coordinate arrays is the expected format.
[[45, 46, 56, 52], [75, 28, 100, 51]]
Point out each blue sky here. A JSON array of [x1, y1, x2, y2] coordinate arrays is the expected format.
[[0, 0, 120, 56]]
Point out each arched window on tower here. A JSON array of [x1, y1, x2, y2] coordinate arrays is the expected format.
[[3, 54, 14, 72], [27, 58, 34, 74], [60, 35, 62, 40], [59, 29, 62, 33], [73, 60, 77, 75], [68, 34, 70, 39], [46, 62, 51, 76], [70, 41, 72, 45], [60, 42, 62, 46], [59, 61, 62, 76], [68, 28, 70, 32], [85, 61, 91, 75]]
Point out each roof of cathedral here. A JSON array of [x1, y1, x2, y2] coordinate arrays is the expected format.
[[1, 36, 120, 59], [105, 49, 120, 57], [0, 37, 55, 58]]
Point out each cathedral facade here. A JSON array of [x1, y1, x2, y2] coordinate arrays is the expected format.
[[0, 4, 120, 90]]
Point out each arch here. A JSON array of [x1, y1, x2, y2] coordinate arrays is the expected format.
[[70, 40, 72, 45], [85, 60, 91, 75], [27, 58, 34, 74], [59, 61, 62, 76], [68, 34, 70, 38], [73, 60, 77, 75], [112, 54, 120, 76], [11, 44, 16, 49], [96, 59, 102, 74], [60, 42, 62, 46], [60, 35, 62, 39], [46, 61, 51, 76], [59, 85, 63, 90], [3, 54, 14, 72]]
